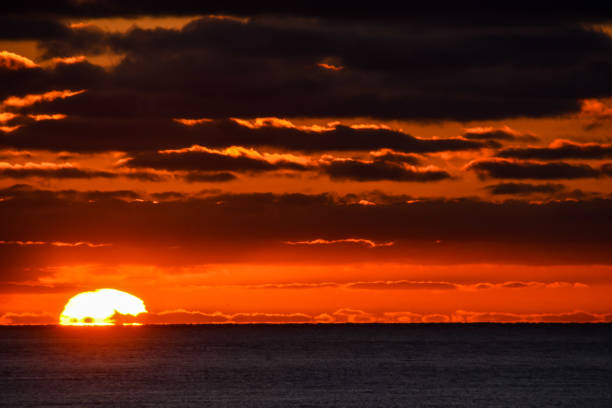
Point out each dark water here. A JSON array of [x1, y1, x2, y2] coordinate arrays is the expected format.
[[1, 325, 611, 407]]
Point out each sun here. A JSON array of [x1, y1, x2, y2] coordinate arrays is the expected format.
[[59, 288, 147, 326]]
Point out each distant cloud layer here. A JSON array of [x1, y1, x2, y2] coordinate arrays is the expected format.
[[5, 309, 611, 325]]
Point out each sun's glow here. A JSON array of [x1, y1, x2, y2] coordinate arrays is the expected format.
[[59, 288, 147, 326]]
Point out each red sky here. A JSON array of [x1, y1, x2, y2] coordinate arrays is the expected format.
[[1, 3, 612, 324]]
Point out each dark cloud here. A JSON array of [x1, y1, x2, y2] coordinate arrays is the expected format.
[[4, 117, 490, 153], [498, 140, 612, 160], [150, 191, 187, 201], [121, 145, 449, 182], [40, 25, 110, 60], [1, 186, 611, 277], [122, 170, 168, 182], [485, 182, 566, 196], [2, 186, 609, 245], [369, 150, 422, 165], [466, 159, 601, 179], [0, 15, 70, 40], [0, 165, 116, 179], [0, 184, 142, 202], [3, 15, 611, 122], [502, 282, 530, 288], [182, 172, 237, 183], [558, 188, 602, 200], [2, 1, 612, 24], [321, 158, 450, 182], [82, 190, 141, 201], [0, 165, 169, 182], [0, 61, 105, 101]]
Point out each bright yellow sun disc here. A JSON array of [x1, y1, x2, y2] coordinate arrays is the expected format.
[[59, 288, 147, 326]]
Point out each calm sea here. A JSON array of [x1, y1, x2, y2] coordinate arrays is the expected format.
[[1, 324, 611, 407]]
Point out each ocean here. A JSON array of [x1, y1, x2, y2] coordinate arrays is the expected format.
[[1, 324, 611, 407]]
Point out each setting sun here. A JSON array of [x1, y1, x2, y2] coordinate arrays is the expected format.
[[59, 289, 147, 326]]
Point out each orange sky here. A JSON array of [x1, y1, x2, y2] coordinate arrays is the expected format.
[[1, 11, 612, 324]]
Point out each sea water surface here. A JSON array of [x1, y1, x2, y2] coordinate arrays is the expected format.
[[1, 324, 611, 407]]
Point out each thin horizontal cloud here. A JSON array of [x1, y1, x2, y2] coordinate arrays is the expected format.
[[131, 310, 230, 324], [466, 158, 602, 179], [0, 240, 110, 247], [317, 62, 344, 71], [320, 157, 450, 182], [346, 280, 457, 290], [0, 162, 116, 179], [285, 238, 394, 248], [27, 113, 67, 121], [0, 312, 56, 325], [123, 145, 309, 173], [485, 182, 566, 196], [51, 56, 87, 65], [462, 126, 538, 142], [182, 172, 237, 183], [150, 191, 187, 201], [0, 149, 33, 159], [345, 280, 587, 291], [122, 170, 169, 182], [236, 280, 587, 291], [173, 118, 213, 126], [0, 282, 77, 293], [368, 149, 422, 165], [1, 89, 85, 109], [451, 310, 612, 323], [248, 282, 340, 290], [474, 281, 588, 290], [231, 312, 314, 323], [0, 183, 145, 202], [498, 139, 612, 160], [112, 310, 322, 325], [176, 119, 491, 153], [2, 115, 493, 153]]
